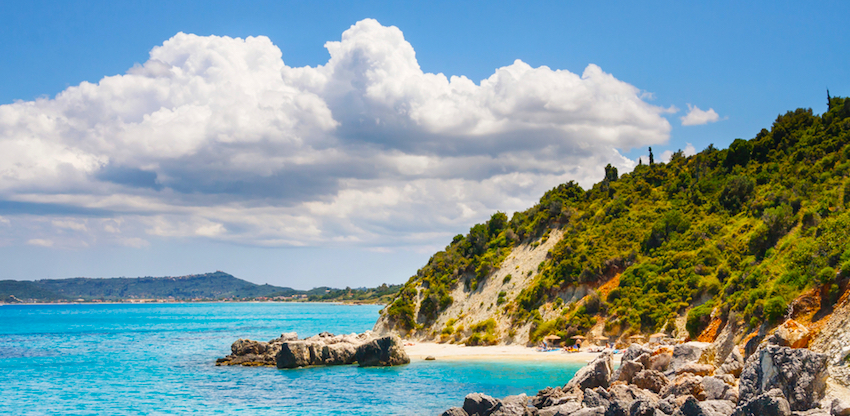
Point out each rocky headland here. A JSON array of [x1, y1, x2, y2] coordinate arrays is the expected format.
[[439, 318, 850, 416], [216, 331, 410, 368]]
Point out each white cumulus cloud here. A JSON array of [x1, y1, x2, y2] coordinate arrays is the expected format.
[[0, 19, 674, 250], [681, 104, 721, 126]]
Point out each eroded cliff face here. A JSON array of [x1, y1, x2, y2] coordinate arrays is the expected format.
[[374, 228, 611, 345]]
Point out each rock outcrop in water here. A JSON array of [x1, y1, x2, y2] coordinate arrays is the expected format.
[[440, 336, 847, 416], [216, 331, 410, 368]]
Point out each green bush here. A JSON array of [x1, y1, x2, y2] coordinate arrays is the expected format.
[[686, 300, 714, 338], [763, 296, 787, 323]]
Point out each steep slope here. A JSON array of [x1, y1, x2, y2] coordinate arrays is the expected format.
[[376, 95, 850, 347]]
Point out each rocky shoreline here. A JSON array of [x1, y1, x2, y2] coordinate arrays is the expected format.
[[440, 329, 850, 416], [216, 331, 410, 368]]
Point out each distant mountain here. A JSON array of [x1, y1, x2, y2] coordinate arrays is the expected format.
[[0, 272, 298, 301]]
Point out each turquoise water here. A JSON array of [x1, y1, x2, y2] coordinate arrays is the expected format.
[[0, 303, 581, 415]]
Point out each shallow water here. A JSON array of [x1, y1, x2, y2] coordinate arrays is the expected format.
[[0, 303, 581, 415]]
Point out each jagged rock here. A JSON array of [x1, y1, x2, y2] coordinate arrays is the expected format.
[[533, 387, 565, 409], [608, 384, 660, 408], [700, 376, 738, 403], [670, 343, 710, 374], [716, 348, 744, 378], [732, 388, 791, 416], [572, 407, 606, 416], [583, 387, 611, 409], [605, 400, 629, 416], [279, 332, 298, 341], [565, 352, 614, 391], [744, 334, 765, 359], [231, 339, 268, 355], [661, 374, 706, 400], [276, 340, 319, 368], [651, 352, 673, 372], [463, 393, 500, 416], [673, 396, 707, 416], [700, 400, 736, 416], [442, 407, 469, 416], [537, 401, 580, 416], [676, 363, 715, 377], [629, 399, 656, 416], [623, 345, 654, 364], [700, 317, 742, 369], [657, 397, 678, 415], [738, 345, 828, 411], [832, 398, 850, 416], [618, 360, 645, 384], [633, 370, 669, 394], [426, 355, 436, 361], [489, 394, 530, 416], [355, 335, 410, 367], [792, 409, 829, 416], [773, 320, 811, 349]]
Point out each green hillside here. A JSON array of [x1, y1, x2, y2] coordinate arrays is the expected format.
[[383, 95, 850, 342], [0, 280, 67, 301]]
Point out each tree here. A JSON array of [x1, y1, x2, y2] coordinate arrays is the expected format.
[[604, 164, 619, 182], [649, 147, 655, 165]]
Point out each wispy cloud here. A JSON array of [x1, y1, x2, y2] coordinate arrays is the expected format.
[[681, 104, 721, 126]]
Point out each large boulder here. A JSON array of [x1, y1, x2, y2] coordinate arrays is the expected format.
[[538, 401, 581, 416], [463, 393, 501, 416], [442, 407, 469, 416], [618, 360, 645, 384], [661, 374, 706, 400], [738, 345, 828, 411], [732, 388, 791, 416], [355, 335, 410, 367], [533, 387, 566, 409], [321, 342, 358, 365], [276, 340, 319, 368], [608, 383, 659, 409], [565, 351, 614, 391], [651, 352, 673, 372], [676, 363, 715, 377], [489, 394, 530, 416], [623, 344, 654, 364], [772, 320, 811, 349], [583, 387, 611, 409], [629, 399, 656, 416], [231, 339, 268, 355], [670, 343, 711, 374], [700, 376, 738, 403], [716, 348, 744, 378], [633, 370, 669, 394]]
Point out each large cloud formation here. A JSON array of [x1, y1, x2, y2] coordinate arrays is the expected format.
[[0, 19, 672, 249]]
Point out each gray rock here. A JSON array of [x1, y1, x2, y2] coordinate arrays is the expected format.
[[833, 398, 850, 416], [355, 335, 410, 367], [426, 355, 436, 361], [676, 363, 715, 377], [572, 407, 606, 416], [670, 343, 710, 374], [657, 398, 678, 415], [442, 407, 470, 416], [732, 388, 791, 416], [604, 400, 629, 416], [738, 345, 828, 411], [533, 387, 565, 409], [583, 387, 611, 409], [701, 376, 737, 403], [673, 396, 707, 416], [275, 340, 318, 368], [279, 332, 298, 342], [565, 351, 614, 391], [716, 348, 744, 378], [490, 394, 529, 416], [537, 401, 580, 416], [651, 352, 673, 372], [792, 409, 829, 416], [231, 338, 268, 355], [633, 370, 670, 394], [608, 384, 660, 408], [619, 360, 646, 384], [700, 400, 735, 416], [661, 374, 705, 400], [623, 344, 654, 363], [629, 399, 656, 416], [321, 342, 357, 365], [463, 393, 500, 416]]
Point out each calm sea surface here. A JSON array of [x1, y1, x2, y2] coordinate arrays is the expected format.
[[0, 303, 581, 415]]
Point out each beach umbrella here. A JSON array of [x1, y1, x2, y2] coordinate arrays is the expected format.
[[628, 335, 645, 340], [543, 335, 561, 341], [571, 335, 587, 340]]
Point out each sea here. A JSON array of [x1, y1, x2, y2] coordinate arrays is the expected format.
[[0, 303, 583, 415]]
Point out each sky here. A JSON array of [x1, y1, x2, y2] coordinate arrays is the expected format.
[[0, 1, 848, 289]]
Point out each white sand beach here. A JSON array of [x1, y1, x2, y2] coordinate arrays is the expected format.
[[405, 342, 622, 364]]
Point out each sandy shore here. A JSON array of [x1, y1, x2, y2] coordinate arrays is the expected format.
[[405, 342, 622, 364]]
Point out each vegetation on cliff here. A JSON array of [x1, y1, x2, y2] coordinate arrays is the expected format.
[[383, 95, 850, 343]]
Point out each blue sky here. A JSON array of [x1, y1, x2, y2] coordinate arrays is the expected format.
[[0, 1, 847, 288]]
